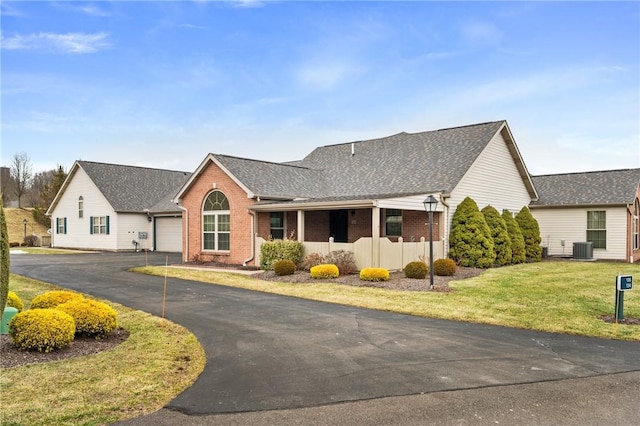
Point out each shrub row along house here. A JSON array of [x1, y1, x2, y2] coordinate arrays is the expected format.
[[47, 120, 640, 266]]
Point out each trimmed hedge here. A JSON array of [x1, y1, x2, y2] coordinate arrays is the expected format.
[[9, 309, 76, 352], [515, 206, 542, 262], [310, 264, 339, 279], [273, 259, 296, 276], [502, 210, 526, 264], [449, 197, 495, 268], [260, 239, 304, 271], [360, 268, 390, 282], [30, 290, 84, 309], [482, 205, 512, 266], [7, 291, 24, 312], [57, 299, 118, 338], [404, 261, 428, 279], [433, 258, 456, 276]]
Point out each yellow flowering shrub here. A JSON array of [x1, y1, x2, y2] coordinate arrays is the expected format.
[[57, 299, 118, 338], [359, 267, 390, 282], [9, 309, 76, 352], [310, 264, 339, 279]]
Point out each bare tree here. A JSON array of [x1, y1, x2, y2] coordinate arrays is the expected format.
[[10, 153, 33, 208]]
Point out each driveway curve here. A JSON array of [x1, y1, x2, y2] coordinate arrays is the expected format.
[[10, 252, 640, 419]]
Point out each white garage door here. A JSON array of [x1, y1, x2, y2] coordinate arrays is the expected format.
[[155, 217, 182, 252]]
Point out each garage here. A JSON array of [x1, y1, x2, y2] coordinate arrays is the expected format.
[[155, 216, 183, 252]]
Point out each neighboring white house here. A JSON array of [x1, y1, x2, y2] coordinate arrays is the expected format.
[[530, 169, 640, 262], [46, 161, 191, 252]]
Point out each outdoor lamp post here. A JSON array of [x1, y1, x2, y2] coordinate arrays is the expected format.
[[423, 195, 438, 289], [23, 218, 28, 240]]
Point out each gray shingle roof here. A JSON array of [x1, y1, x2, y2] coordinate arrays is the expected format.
[[79, 161, 191, 213], [531, 169, 640, 207], [211, 121, 507, 200]]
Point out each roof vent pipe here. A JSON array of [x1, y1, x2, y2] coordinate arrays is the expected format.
[[351, 143, 355, 156]]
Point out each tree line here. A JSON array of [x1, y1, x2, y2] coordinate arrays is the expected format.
[[0, 152, 68, 229]]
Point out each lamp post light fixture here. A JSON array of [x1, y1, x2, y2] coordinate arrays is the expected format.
[[423, 195, 438, 289], [23, 218, 28, 240]]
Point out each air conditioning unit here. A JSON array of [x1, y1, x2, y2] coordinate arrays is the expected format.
[[573, 242, 593, 260]]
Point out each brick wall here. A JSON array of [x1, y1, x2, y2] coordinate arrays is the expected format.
[[400, 210, 440, 242], [180, 159, 255, 266]]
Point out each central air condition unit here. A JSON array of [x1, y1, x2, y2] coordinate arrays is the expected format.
[[573, 242, 593, 260]]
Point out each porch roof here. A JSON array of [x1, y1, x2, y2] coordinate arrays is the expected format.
[[249, 191, 435, 211]]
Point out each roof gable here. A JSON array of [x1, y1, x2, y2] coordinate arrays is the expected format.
[[51, 161, 191, 214], [531, 168, 640, 207]]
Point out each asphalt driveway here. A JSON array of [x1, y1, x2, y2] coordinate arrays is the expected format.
[[10, 252, 640, 424]]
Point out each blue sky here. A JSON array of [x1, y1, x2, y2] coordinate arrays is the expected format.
[[2, 1, 639, 176]]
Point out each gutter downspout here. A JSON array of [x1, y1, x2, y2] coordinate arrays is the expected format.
[[177, 203, 189, 263], [439, 194, 450, 258], [243, 209, 256, 267]]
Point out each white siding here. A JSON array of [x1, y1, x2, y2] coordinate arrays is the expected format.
[[117, 213, 154, 251], [155, 217, 183, 252], [532, 206, 628, 260], [50, 168, 118, 250], [378, 194, 444, 213], [448, 130, 533, 236]]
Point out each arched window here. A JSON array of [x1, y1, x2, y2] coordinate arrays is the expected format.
[[202, 191, 230, 251], [78, 196, 84, 218]]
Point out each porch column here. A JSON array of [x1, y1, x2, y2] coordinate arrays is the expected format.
[[372, 206, 380, 267], [297, 210, 305, 242]]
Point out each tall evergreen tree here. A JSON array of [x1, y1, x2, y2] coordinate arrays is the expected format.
[[0, 200, 10, 316], [502, 210, 526, 264], [449, 197, 495, 268], [515, 206, 542, 262], [482, 205, 512, 266]]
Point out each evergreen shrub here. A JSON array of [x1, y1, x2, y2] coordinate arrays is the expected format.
[[403, 261, 428, 279], [273, 259, 296, 276], [433, 258, 457, 276], [359, 268, 389, 282], [30, 290, 84, 309], [10, 309, 76, 352], [57, 299, 118, 338], [7, 291, 24, 312], [310, 264, 339, 279], [448, 197, 496, 268], [502, 210, 526, 264], [259, 239, 304, 270], [515, 207, 542, 262], [481, 205, 512, 266]]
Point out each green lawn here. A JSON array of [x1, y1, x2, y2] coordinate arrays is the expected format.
[[1, 275, 206, 426], [133, 261, 640, 341]]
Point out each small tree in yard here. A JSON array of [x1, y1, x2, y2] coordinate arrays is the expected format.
[[448, 197, 495, 268], [502, 210, 526, 264], [1, 201, 9, 317], [482, 205, 512, 266], [515, 206, 542, 262]]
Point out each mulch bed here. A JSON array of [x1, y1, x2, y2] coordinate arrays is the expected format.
[[0, 327, 129, 369]]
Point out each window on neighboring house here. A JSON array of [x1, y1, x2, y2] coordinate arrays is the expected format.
[[78, 196, 84, 218], [634, 200, 639, 251], [385, 209, 402, 237], [90, 216, 110, 235], [270, 212, 285, 240], [56, 217, 67, 234], [202, 190, 230, 251], [587, 211, 606, 249]]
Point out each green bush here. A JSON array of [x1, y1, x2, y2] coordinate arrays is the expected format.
[[448, 197, 496, 268], [7, 291, 24, 312], [433, 258, 456, 276], [325, 250, 357, 275], [9, 309, 76, 352], [404, 261, 428, 279], [57, 299, 118, 338], [259, 239, 304, 270], [310, 264, 339, 279], [30, 290, 84, 309], [482, 205, 512, 266], [515, 206, 542, 262], [300, 253, 325, 271], [273, 259, 296, 276], [359, 267, 389, 282], [502, 210, 526, 264]]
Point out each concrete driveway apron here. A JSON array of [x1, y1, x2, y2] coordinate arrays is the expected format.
[[10, 252, 640, 415]]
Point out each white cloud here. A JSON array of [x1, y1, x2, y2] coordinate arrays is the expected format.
[[459, 20, 503, 46], [1, 32, 110, 54], [78, 4, 110, 17]]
